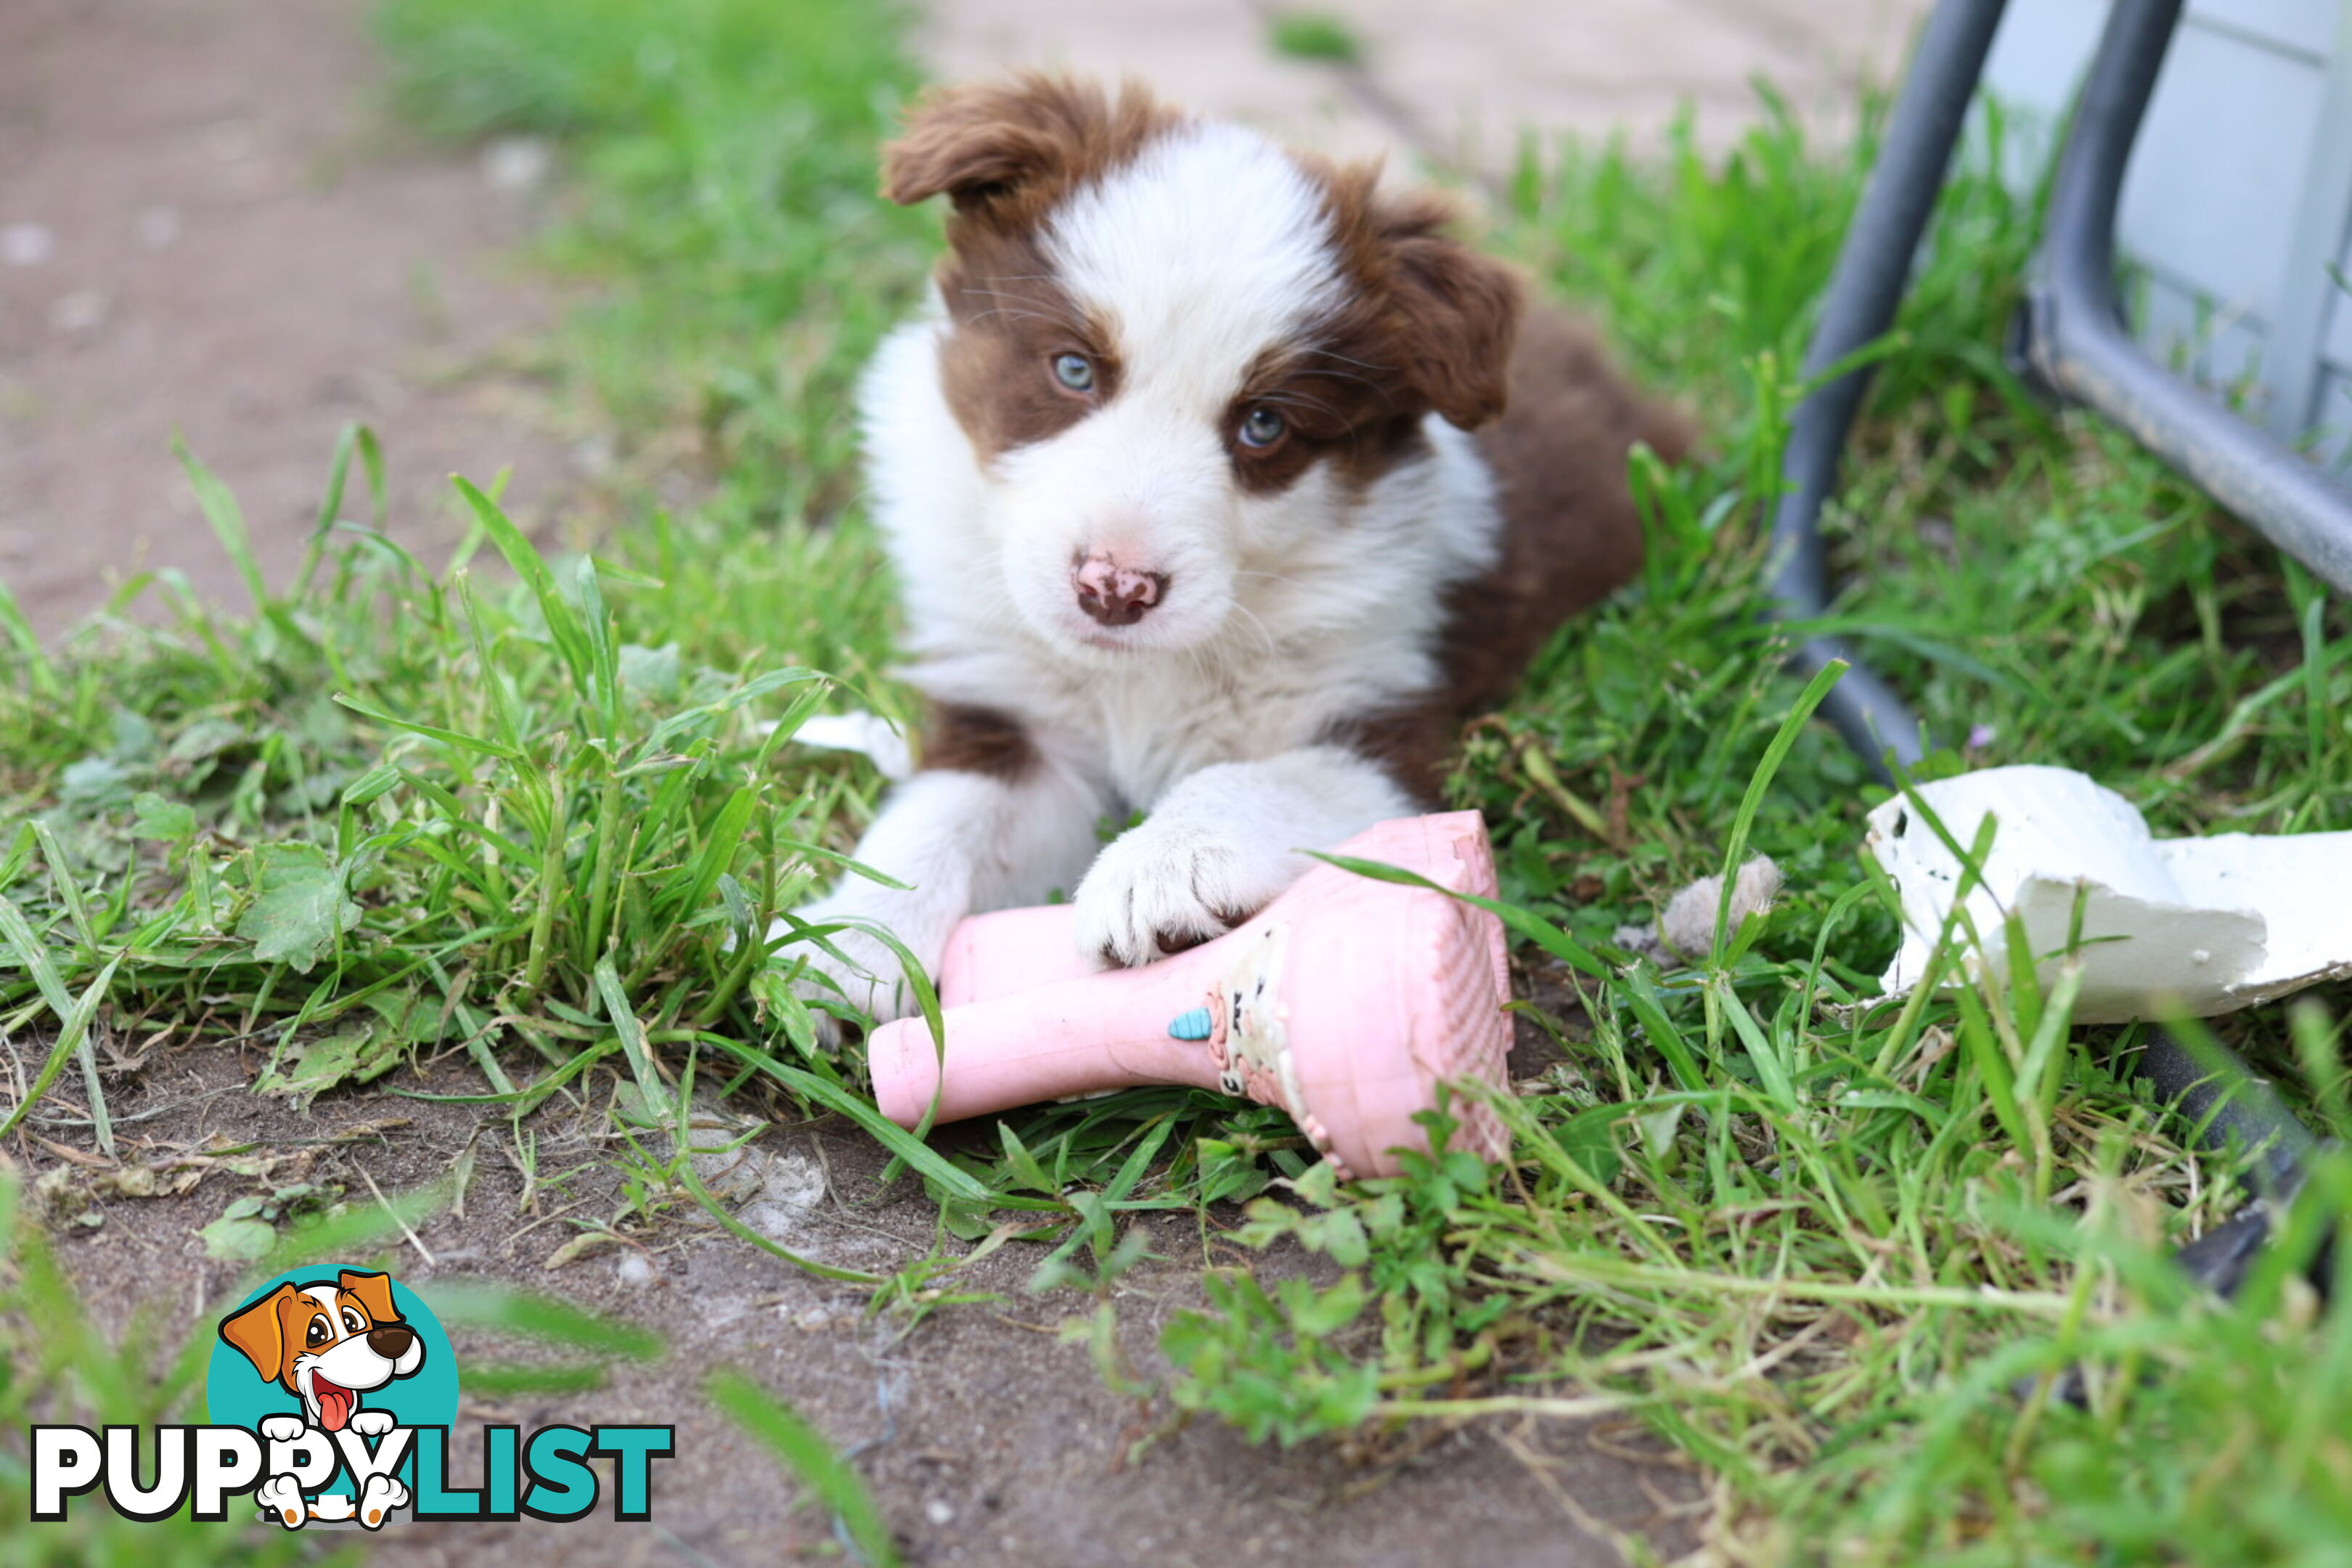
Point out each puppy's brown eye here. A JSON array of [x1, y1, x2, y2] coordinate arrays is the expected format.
[[1051, 353, 1095, 393], [306, 1316, 330, 1347], [342, 1307, 366, 1334], [1238, 407, 1286, 449]]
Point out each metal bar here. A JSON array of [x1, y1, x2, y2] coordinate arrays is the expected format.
[[2025, 0, 2352, 591], [1765, 0, 2012, 779], [2136, 1029, 2317, 1204], [2132, 1030, 2331, 1304]]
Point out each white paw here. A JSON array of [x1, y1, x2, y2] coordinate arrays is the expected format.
[[348, 1409, 395, 1437], [258, 1414, 309, 1443], [1074, 821, 1294, 968], [768, 895, 941, 1034], [256, 1473, 307, 1530], [358, 1474, 409, 1529]]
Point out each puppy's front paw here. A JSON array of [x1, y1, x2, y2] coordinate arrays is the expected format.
[[358, 1474, 409, 1529], [347, 1410, 396, 1438], [767, 897, 937, 1037], [256, 1474, 306, 1530], [1074, 822, 1291, 967], [258, 1414, 308, 1444]]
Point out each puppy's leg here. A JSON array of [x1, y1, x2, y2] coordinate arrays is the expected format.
[[781, 761, 1106, 1023], [357, 1474, 409, 1530], [256, 1473, 307, 1530], [1074, 746, 1414, 966]]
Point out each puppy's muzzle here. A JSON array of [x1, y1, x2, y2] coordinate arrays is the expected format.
[[1073, 551, 1167, 627]]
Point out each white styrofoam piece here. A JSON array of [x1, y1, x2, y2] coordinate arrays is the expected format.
[[1868, 765, 2352, 1021]]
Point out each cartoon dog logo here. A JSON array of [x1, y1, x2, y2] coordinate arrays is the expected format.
[[218, 1268, 423, 1527]]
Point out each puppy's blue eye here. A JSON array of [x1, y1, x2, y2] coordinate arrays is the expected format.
[[1238, 407, 1286, 449], [1052, 353, 1095, 392]]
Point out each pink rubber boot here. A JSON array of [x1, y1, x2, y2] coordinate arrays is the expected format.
[[867, 812, 1513, 1178]]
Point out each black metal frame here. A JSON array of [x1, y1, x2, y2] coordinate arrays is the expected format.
[[1767, 0, 2009, 774], [1769, 0, 2350, 1298]]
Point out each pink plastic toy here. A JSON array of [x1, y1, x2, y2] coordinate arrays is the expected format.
[[867, 812, 1514, 1178]]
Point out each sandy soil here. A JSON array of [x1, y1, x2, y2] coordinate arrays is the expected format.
[[0, 0, 581, 640]]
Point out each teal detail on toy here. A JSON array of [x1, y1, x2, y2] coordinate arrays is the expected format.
[[1167, 1007, 1212, 1041]]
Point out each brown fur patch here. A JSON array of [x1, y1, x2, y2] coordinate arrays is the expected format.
[[336, 1270, 400, 1327], [1224, 341, 1430, 498], [1327, 308, 1696, 804], [920, 703, 1037, 780], [934, 234, 1121, 464], [1220, 159, 1521, 499], [882, 75, 1187, 467], [881, 73, 1188, 223], [1311, 163, 1524, 432]]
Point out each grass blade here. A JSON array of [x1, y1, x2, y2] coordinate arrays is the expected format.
[[1711, 658, 1843, 968], [708, 1370, 901, 1567]]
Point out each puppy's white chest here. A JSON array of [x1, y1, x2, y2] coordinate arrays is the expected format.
[[1074, 654, 1358, 808]]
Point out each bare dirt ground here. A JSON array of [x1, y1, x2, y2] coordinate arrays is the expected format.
[[0, 0, 581, 640], [23, 1005, 1693, 1568]]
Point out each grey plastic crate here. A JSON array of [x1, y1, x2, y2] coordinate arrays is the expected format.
[[1985, 0, 2352, 460]]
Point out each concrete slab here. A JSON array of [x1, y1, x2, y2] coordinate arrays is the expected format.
[[920, 0, 1933, 173], [916, 0, 1400, 161]]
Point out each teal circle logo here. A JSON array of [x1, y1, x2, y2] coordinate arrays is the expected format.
[[205, 1269, 457, 1506]]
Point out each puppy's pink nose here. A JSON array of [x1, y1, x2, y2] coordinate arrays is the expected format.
[[1072, 552, 1167, 627]]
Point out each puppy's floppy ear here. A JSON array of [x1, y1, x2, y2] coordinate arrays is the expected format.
[[220, 1283, 298, 1381], [881, 72, 1171, 213], [1377, 192, 1523, 429], [338, 1270, 401, 1325]]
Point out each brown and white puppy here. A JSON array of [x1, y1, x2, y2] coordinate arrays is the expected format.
[[788, 74, 1689, 1018], [219, 1269, 426, 1436]]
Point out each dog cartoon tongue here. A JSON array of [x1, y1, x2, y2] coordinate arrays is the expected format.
[[313, 1377, 355, 1432]]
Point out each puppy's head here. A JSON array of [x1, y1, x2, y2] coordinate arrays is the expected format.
[[219, 1270, 425, 1433], [883, 73, 1520, 661]]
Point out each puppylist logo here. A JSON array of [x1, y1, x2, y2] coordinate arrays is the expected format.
[[30, 1267, 674, 1530]]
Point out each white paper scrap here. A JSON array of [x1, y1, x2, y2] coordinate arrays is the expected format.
[[1867, 765, 2352, 1021]]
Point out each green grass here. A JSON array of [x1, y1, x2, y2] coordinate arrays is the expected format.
[[4, 1, 2351, 1561], [1266, 11, 1365, 66]]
